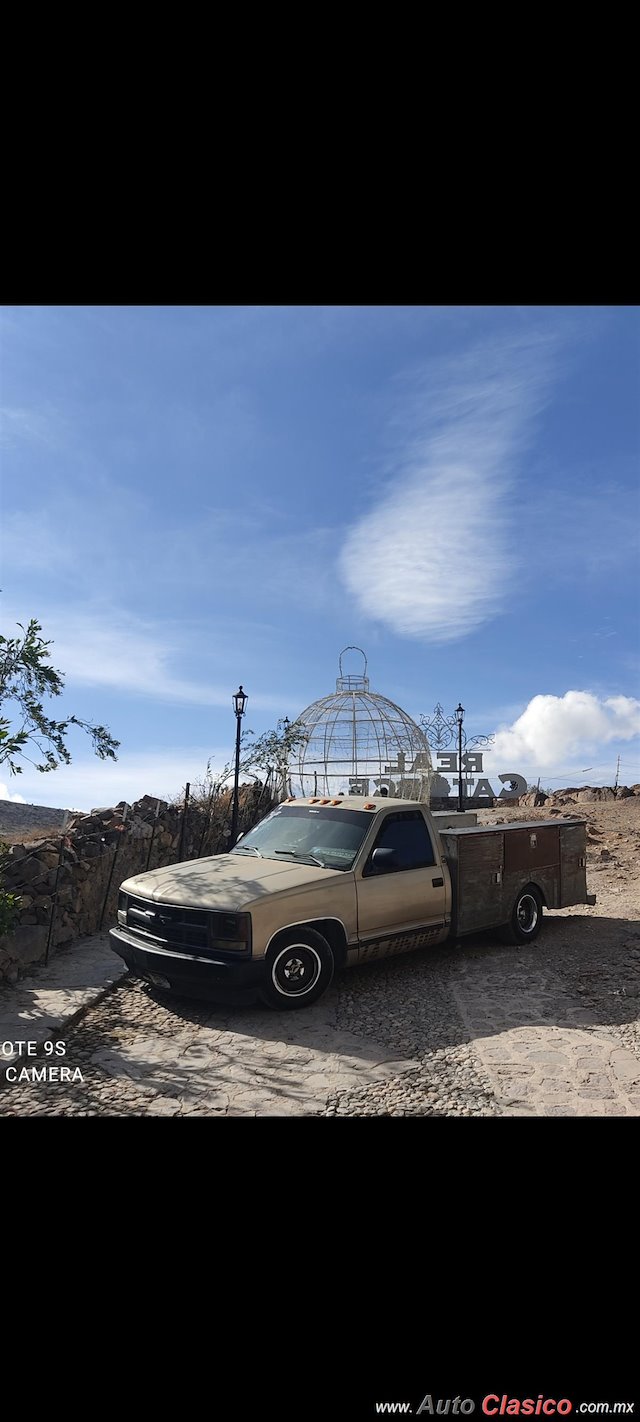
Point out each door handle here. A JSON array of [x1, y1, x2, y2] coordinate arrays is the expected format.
[[432, 877, 444, 887]]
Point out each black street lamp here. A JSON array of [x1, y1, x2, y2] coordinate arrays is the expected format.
[[230, 685, 248, 848], [455, 703, 465, 813], [280, 715, 290, 800]]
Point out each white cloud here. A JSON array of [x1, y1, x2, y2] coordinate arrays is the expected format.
[[2, 747, 242, 813], [339, 331, 558, 643], [492, 691, 640, 771], [0, 781, 27, 803]]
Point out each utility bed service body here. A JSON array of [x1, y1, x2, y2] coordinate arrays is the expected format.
[[110, 797, 595, 1010]]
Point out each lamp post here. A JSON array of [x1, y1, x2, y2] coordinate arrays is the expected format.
[[230, 685, 248, 848], [455, 703, 465, 813], [280, 716, 290, 800]]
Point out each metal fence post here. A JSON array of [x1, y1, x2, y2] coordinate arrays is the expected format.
[[44, 811, 70, 967], [145, 798, 161, 872], [99, 804, 129, 932], [178, 782, 190, 863]]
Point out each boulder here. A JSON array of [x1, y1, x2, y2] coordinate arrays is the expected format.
[[3, 855, 48, 886], [78, 841, 103, 859], [29, 849, 61, 870], [136, 794, 169, 812], [7, 924, 48, 964]]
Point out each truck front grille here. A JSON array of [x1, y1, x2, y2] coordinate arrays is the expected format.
[[126, 897, 209, 951]]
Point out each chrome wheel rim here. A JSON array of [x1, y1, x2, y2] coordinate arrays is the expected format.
[[271, 943, 322, 997], [517, 893, 539, 934]]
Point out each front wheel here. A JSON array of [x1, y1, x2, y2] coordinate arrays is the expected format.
[[259, 928, 334, 1010], [500, 885, 543, 944]]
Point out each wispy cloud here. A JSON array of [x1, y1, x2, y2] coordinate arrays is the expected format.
[[0, 603, 287, 710], [0, 747, 239, 813], [0, 404, 69, 450], [521, 473, 640, 579], [338, 331, 560, 643]]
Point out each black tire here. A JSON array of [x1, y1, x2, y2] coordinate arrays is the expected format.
[[500, 885, 543, 944], [259, 927, 334, 1010]]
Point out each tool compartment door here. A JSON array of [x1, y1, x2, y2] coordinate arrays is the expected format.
[[558, 822, 588, 907], [456, 831, 505, 933], [503, 824, 560, 909]]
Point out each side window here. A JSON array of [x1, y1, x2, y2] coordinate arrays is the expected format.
[[365, 812, 436, 873]]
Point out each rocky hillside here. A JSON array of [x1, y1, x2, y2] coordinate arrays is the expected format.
[[0, 800, 69, 841], [516, 785, 640, 808], [2, 784, 639, 841]]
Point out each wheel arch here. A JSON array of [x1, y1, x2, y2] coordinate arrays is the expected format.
[[523, 879, 548, 908], [265, 917, 349, 971]]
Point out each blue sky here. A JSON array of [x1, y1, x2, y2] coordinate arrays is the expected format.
[[1, 305, 639, 810]]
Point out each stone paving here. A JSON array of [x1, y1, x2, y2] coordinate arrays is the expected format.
[[0, 908, 638, 1118], [0, 932, 124, 1064], [0, 975, 425, 1116], [450, 956, 640, 1115]]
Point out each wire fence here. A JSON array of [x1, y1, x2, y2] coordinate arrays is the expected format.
[[1, 782, 276, 971]]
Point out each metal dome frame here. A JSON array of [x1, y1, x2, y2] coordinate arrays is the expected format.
[[293, 648, 433, 801]]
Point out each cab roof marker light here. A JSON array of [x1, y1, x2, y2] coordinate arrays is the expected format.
[[364, 803, 376, 810]]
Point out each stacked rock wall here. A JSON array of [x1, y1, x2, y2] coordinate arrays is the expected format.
[[0, 783, 274, 985]]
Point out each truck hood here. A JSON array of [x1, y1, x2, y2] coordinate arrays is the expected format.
[[120, 852, 345, 910]]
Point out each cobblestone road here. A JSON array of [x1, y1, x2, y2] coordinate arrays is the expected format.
[[1, 903, 638, 1117]]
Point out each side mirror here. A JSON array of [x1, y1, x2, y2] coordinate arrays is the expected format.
[[370, 847, 398, 874]]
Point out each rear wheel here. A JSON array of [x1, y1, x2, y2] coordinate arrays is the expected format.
[[259, 927, 334, 1010], [500, 885, 543, 944]]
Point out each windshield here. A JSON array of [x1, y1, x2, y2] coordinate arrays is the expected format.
[[232, 805, 373, 870]]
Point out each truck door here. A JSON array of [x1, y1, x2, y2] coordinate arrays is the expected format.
[[355, 809, 447, 954]]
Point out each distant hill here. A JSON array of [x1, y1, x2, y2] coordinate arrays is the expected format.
[[0, 800, 69, 841]]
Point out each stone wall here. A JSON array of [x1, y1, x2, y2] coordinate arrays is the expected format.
[[0, 783, 275, 985]]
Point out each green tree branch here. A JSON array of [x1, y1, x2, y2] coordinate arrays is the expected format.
[[0, 618, 120, 775]]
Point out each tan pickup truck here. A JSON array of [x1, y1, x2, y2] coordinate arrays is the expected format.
[[109, 796, 596, 1010]]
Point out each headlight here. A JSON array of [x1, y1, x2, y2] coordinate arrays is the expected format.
[[210, 911, 251, 952], [117, 891, 128, 925]]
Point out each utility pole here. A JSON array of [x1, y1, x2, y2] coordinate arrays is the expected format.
[[614, 754, 620, 792]]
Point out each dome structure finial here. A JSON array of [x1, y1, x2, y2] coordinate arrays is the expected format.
[[292, 650, 433, 802], [336, 645, 369, 692]]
